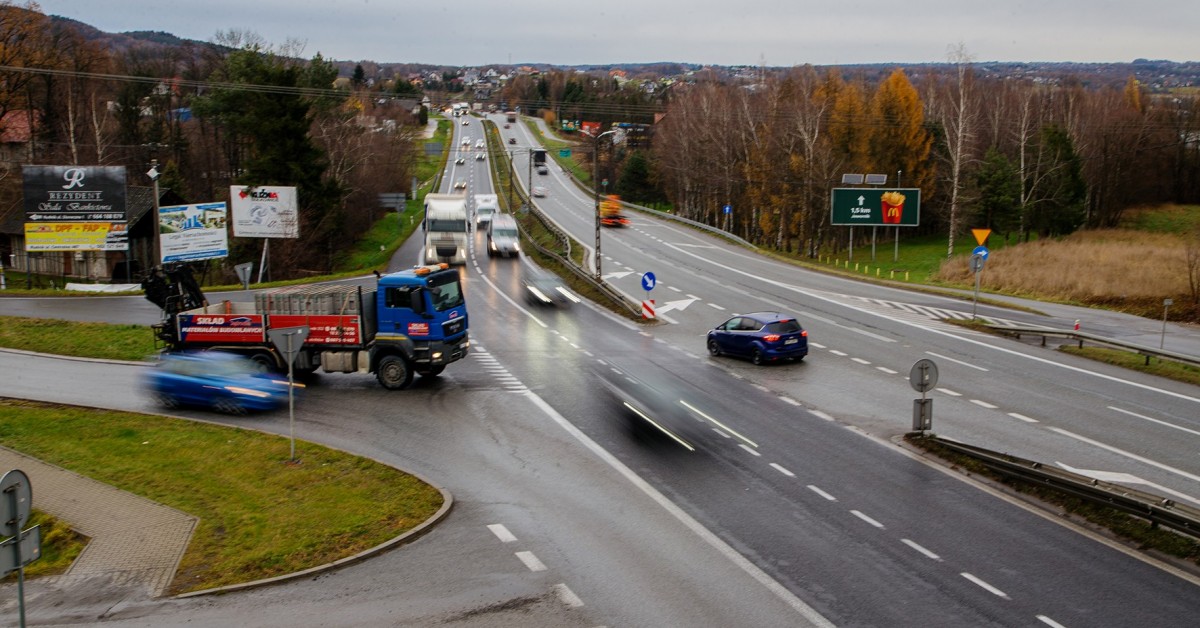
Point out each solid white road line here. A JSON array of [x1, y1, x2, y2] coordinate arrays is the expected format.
[[926, 351, 990, 372], [1109, 405, 1200, 437], [1049, 427, 1200, 483]]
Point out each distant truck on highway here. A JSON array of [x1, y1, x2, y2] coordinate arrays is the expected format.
[[505, 111, 517, 123], [424, 193, 469, 265], [141, 263, 470, 390], [600, 195, 630, 227]]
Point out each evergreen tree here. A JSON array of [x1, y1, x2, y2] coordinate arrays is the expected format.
[[972, 147, 1021, 238]]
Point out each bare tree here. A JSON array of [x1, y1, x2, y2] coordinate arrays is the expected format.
[[934, 44, 979, 257]]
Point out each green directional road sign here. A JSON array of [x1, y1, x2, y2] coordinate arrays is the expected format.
[[831, 188, 921, 226]]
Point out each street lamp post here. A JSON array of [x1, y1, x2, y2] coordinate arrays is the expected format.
[[586, 129, 618, 280], [147, 160, 162, 267]]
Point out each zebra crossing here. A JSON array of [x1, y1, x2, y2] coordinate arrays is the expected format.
[[827, 292, 1044, 329]]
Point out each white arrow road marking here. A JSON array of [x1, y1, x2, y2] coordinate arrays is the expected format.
[[602, 270, 634, 280], [655, 298, 698, 314], [1056, 462, 1200, 507]]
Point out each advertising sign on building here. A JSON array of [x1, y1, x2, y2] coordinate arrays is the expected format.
[[230, 186, 299, 238], [21, 165, 128, 251], [159, 202, 229, 263], [24, 222, 128, 251]]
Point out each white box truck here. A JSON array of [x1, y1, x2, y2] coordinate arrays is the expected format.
[[424, 194, 469, 265]]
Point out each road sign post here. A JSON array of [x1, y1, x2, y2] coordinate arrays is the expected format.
[[909, 359, 938, 432], [969, 251, 986, 319], [2, 469, 39, 628], [269, 326, 310, 462]]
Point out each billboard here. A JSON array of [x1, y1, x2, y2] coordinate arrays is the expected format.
[[24, 222, 127, 251], [159, 202, 229, 263], [230, 186, 299, 238], [830, 188, 921, 227], [22, 165, 128, 251]]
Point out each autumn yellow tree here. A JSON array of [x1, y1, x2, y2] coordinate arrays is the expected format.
[[826, 73, 872, 176], [870, 69, 933, 193]]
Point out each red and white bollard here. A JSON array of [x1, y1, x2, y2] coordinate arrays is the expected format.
[[1074, 319, 1080, 331], [642, 299, 656, 320]]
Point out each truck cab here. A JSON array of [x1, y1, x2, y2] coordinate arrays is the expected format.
[[371, 265, 470, 387], [424, 194, 469, 264]]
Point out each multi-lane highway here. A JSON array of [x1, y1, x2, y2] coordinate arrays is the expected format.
[[1, 112, 1198, 626]]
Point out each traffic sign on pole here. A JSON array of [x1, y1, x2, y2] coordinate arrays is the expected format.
[[267, 327, 309, 463], [641, 271, 656, 292]]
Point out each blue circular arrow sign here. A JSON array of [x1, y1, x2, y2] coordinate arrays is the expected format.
[[972, 245, 989, 260], [641, 272, 656, 291]]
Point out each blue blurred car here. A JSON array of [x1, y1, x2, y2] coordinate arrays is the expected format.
[[706, 312, 808, 365], [144, 351, 299, 414]]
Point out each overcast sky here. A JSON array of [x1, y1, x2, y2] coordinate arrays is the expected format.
[[30, 0, 1199, 67]]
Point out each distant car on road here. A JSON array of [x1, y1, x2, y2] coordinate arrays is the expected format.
[[454, 178, 467, 190], [143, 351, 298, 414], [486, 213, 520, 258], [531, 186, 547, 197], [536, 164, 548, 175], [523, 271, 579, 306], [455, 156, 466, 165], [476, 152, 485, 161], [503, 123, 510, 129], [707, 312, 808, 365], [508, 137, 517, 145]]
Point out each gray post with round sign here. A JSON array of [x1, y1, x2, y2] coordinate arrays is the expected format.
[[2, 468, 40, 628], [269, 326, 310, 462], [909, 359, 938, 432]]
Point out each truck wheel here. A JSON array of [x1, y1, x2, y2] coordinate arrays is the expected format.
[[377, 355, 414, 390], [249, 352, 276, 373], [418, 365, 445, 378]]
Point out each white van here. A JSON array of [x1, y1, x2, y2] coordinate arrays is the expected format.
[[474, 194, 499, 227]]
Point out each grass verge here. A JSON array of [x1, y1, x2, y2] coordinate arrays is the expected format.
[[0, 316, 157, 361], [1058, 345, 1200, 386], [0, 398, 443, 594], [0, 509, 86, 582]]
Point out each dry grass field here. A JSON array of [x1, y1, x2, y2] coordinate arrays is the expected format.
[[934, 205, 1199, 321]]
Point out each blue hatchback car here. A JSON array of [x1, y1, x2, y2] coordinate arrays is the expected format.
[[707, 312, 808, 365], [143, 351, 299, 414]]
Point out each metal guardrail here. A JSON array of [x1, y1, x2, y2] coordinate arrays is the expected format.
[[988, 324, 1200, 368], [514, 212, 641, 318], [551, 156, 757, 250], [925, 436, 1200, 540]]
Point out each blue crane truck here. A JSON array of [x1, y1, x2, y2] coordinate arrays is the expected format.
[[142, 263, 470, 390]]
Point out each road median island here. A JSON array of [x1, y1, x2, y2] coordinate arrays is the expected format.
[[0, 398, 449, 595]]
